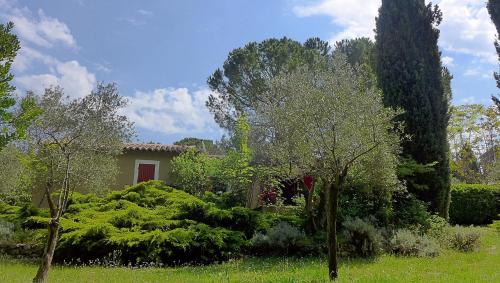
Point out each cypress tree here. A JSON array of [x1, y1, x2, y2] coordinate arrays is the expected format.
[[375, 0, 451, 218], [487, 0, 500, 108]]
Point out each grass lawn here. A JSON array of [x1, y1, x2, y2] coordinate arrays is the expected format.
[[1, 227, 499, 283]]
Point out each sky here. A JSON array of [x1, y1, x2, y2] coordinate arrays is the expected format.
[[0, 0, 497, 144]]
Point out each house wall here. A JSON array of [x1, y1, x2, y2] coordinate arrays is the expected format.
[[32, 150, 180, 207], [114, 150, 178, 190]]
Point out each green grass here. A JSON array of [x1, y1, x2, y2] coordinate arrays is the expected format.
[[2, 227, 499, 283]]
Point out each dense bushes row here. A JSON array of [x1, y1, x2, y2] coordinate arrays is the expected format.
[[1, 181, 492, 266], [449, 184, 500, 225], [13, 181, 303, 266]]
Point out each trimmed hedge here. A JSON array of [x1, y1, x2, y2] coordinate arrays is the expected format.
[[449, 184, 500, 225]]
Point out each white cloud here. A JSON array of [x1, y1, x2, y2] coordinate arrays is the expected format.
[[438, 0, 496, 64], [442, 56, 455, 67], [1, 1, 96, 98], [6, 7, 76, 48], [293, 0, 379, 42], [15, 74, 59, 94], [460, 96, 476, 104], [463, 67, 492, 79], [292, 0, 497, 64], [16, 60, 96, 98], [137, 9, 153, 16], [123, 88, 219, 135], [56, 61, 96, 97]]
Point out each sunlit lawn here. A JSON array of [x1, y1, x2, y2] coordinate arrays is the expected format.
[[1, 227, 499, 283]]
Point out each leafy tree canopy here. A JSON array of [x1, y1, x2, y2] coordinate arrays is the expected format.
[[207, 37, 331, 131], [0, 22, 40, 149]]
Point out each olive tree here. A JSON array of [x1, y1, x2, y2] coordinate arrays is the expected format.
[[29, 83, 134, 283], [254, 55, 401, 280]]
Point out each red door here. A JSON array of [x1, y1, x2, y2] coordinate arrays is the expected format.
[[137, 163, 156, 183]]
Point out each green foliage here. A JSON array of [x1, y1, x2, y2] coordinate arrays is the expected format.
[[338, 182, 393, 226], [449, 183, 500, 225], [334, 37, 376, 72], [0, 22, 40, 149], [448, 104, 499, 184], [173, 137, 223, 155], [391, 189, 431, 229], [389, 229, 440, 257], [4, 182, 304, 264], [448, 226, 481, 252], [249, 222, 317, 255], [0, 145, 32, 204], [215, 116, 254, 205], [491, 217, 500, 231], [397, 158, 436, 178], [451, 142, 482, 183], [341, 218, 382, 258], [376, 0, 451, 217], [20, 181, 267, 265], [487, 0, 500, 90], [171, 148, 219, 196], [426, 215, 450, 244], [0, 218, 14, 241], [207, 37, 330, 130], [2, 228, 500, 282]]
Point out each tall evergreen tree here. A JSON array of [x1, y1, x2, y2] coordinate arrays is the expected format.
[[375, 0, 451, 218], [487, 0, 500, 108]]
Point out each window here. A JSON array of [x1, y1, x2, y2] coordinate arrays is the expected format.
[[133, 160, 160, 185]]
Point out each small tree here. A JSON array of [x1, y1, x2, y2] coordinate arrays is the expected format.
[[216, 116, 255, 205], [171, 148, 219, 196], [29, 83, 133, 283], [255, 55, 401, 279]]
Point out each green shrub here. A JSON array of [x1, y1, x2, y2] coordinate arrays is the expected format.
[[491, 217, 500, 232], [426, 215, 450, 244], [341, 217, 382, 258], [391, 189, 431, 229], [389, 229, 440, 257], [448, 226, 481, 252], [339, 183, 393, 226], [0, 218, 14, 241], [50, 181, 251, 265], [449, 183, 500, 225], [249, 222, 312, 255]]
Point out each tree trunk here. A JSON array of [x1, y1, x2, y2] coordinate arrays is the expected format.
[[33, 218, 59, 283], [305, 188, 317, 233], [327, 182, 340, 280]]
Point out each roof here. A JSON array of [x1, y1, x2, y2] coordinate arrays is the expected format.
[[123, 143, 192, 153]]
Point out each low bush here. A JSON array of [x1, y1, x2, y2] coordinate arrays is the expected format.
[[0, 219, 14, 241], [339, 183, 392, 226], [1, 181, 308, 264], [449, 183, 500, 225], [23, 181, 255, 265], [426, 215, 450, 244], [391, 189, 431, 229], [248, 222, 319, 255], [492, 217, 500, 232], [341, 217, 382, 258], [448, 226, 481, 252], [389, 229, 440, 257]]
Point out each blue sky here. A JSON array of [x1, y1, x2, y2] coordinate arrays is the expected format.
[[1, 0, 497, 144]]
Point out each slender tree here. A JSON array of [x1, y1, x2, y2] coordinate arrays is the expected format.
[[488, 0, 500, 107], [255, 55, 401, 280], [375, 0, 451, 218], [30, 84, 133, 283]]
